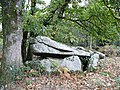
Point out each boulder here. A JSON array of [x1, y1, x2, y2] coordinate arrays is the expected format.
[[94, 51, 105, 59], [88, 51, 105, 70], [30, 36, 90, 58], [26, 56, 82, 72], [61, 56, 82, 71], [89, 53, 99, 69]]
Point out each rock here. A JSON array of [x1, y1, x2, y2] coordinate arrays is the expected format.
[[31, 36, 90, 58], [86, 50, 105, 70], [33, 36, 74, 51], [88, 51, 105, 70], [40, 56, 82, 72], [29, 36, 105, 71], [61, 56, 82, 71], [94, 51, 105, 59], [26, 56, 82, 72], [89, 50, 105, 59], [40, 58, 63, 72], [40, 59, 53, 72], [89, 53, 99, 69]]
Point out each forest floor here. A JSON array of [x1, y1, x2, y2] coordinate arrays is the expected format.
[[12, 57, 120, 90]]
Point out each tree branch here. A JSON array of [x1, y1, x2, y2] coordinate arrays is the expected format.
[[58, 16, 104, 31], [103, 0, 120, 20], [43, 0, 71, 26]]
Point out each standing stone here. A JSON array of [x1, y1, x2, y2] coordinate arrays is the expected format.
[[89, 53, 99, 69], [61, 56, 82, 71]]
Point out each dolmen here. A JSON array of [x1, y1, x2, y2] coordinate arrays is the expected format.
[[27, 36, 105, 72]]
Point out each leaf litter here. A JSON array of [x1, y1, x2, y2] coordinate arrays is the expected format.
[[13, 57, 120, 90]]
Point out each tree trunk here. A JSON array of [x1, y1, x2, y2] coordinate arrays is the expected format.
[[1, 0, 23, 89], [22, 31, 28, 63], [26, 0, 36, 61], [89, 36, 92, 49], [21, 0, 36, 63]]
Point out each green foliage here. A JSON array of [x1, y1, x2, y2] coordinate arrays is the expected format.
[[106, 0, 120, 15], [25, 79, 32, 85], [8, 65, 21, 81], [22, 0, 120, 46], [18, 66, 31, 79], [5, 65, 41, 81], [91, 78, 103, 86], [3, 65, 24, 81], [7, 65, 37, 81], [99, 71, 111, 76], [25, 61, 47, 74], [51, 60, 59, 70], [42, 20, 80, 45], [113, 76, 120, 87], [0, 3, 1, 23], [22, 12, 43, 35], [113, 77, 120, 82]]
